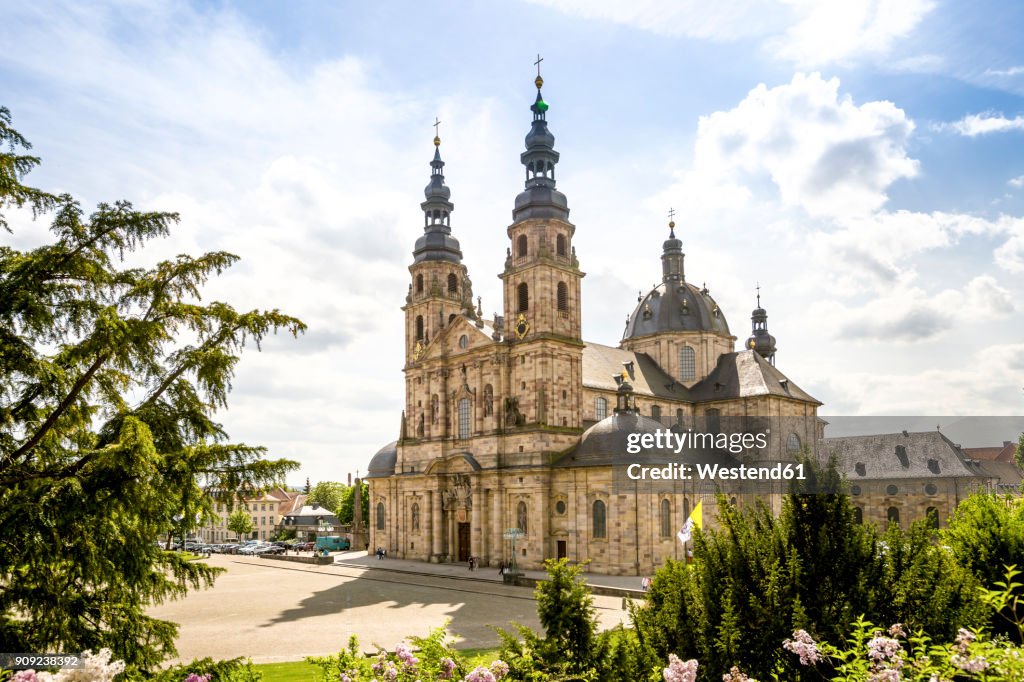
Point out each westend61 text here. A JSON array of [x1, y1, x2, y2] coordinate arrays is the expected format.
[[625, 462, 807, 481], [625, 428, 769, 454]]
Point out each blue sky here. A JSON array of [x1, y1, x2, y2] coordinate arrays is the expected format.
[[3, 0, 1023, 485]]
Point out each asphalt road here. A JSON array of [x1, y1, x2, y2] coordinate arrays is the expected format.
[[147, 554, 628, 664]]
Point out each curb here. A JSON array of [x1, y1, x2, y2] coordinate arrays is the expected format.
[[331, 561, 645, 600]]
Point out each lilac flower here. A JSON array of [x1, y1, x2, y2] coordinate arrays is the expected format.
[[12, 672, 41, 682], [395, 643, 418, 668], [951, 653, 989, 673], [867, 670, 901, 682], [887, 623, 906, 638], [954, 628, 976, 654], [722, 666, 758, 681], [488, 660, 509, 680], [463, 666, 496, 682], [662, 653, 698, 682], [783, 630, 821, 666], [439, 657, 457, 680], [184, 674, 211, 682], [867, 635, 902, 663]]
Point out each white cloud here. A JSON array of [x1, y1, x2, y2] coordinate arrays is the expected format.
[[768, 0, 935, 67], [686, 72, 918, 219], [984, 66, 1024, 77], [1008, 175, 1024, 188], [522, 0, 933, 66], [941, 113, 1024, 137]]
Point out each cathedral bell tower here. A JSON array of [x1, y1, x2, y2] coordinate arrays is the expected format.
[[499, 61, 585, 431], [403, 125, 474, 365], [500, 62, 583, 343]]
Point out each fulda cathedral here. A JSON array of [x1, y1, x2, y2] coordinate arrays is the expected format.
[[365, 70, 1000, 576]]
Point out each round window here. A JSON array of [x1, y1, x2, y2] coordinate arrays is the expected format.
[[555, 501, 566, 515], [458, 334, 468, 349], [886, 484, 899, 496], [925, 483, 938, 496], [851, 485, 861, 496]]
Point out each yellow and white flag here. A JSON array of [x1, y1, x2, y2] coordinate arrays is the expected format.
[[677, 500, 703, 545]]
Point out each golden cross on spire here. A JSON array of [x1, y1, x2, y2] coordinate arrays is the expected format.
[[433, 117, 441, 146], [534, 54, 544, 89]]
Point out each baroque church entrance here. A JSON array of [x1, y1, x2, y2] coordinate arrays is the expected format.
[[457, 523, 471, 561]]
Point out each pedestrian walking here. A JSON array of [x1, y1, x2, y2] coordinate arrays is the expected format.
[[498, 560, 505, 576]]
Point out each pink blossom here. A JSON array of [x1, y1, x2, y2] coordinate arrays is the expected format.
[[952, 653, 989, 673], [488, 660, 509, 680], [867, 635, 902, 663], [867, 670, 901, 682], [783, 629, 821, 666], [722, 666, 758, 681], [463, 666, 496, 682], [954, 628, 976, 654], [184, 674, 211, 682], [12, 672, 41, 682], [439, 657, 457, 680], [663, 653, 698, 682]]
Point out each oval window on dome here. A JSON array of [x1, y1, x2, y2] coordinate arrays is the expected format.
[[555, 500, 566, 515], [458, 334, 468, 349]]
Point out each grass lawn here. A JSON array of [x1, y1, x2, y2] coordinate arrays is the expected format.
[[252, 647, 500, 681]]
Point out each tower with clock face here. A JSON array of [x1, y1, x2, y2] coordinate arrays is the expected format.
[[498, 70, 585, 430]]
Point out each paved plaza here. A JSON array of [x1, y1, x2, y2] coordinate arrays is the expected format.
[[148, 553, 630, 664]]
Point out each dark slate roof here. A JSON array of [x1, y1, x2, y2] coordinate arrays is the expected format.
[[366, 441, 397, 478], [688, 350, 820, 404], [553, 411, 736, 468], [582, 343, 691, 401], [822, 431, 992, 481], [623, 281, 731, 341]]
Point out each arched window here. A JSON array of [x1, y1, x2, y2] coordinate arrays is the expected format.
[[595, 396, 608, 421], [651, 405, 662, 422], [557, 282, 568, 312], [458, 398, 471, 440], [676, 409, 684, 428], [679, 346, 696, 380], [787, 433, 802, 454], [659, 499, 671, 538], [517, 234, 528, 258], [592, 500, 607, 539], [926, 506, 939, 529], [417, 414, 424, 437], [517, 282, 529, 312], [376, 502, 385, 530], [415, 315, 424, 341], [887, 506, 900, 526], [449, 313, 457, 324], [517, 501, 528, 535], [416, 274, 424, 294], [412, 503, 420, 531], [483, 384, 493, 417], [447, 273, 458, 294], [853, 506, 863, 524], [556, 234, 567, 257]]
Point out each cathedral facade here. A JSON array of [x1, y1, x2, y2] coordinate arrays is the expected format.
[[364, 72, 827, 576]]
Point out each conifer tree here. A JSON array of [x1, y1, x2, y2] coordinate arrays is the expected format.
[[0, 106, 304, 670]]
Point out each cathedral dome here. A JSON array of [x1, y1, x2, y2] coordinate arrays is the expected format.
[[556, 412, 670, 467], [366, 441, 397, 478], [623, 281, 731, 341]]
